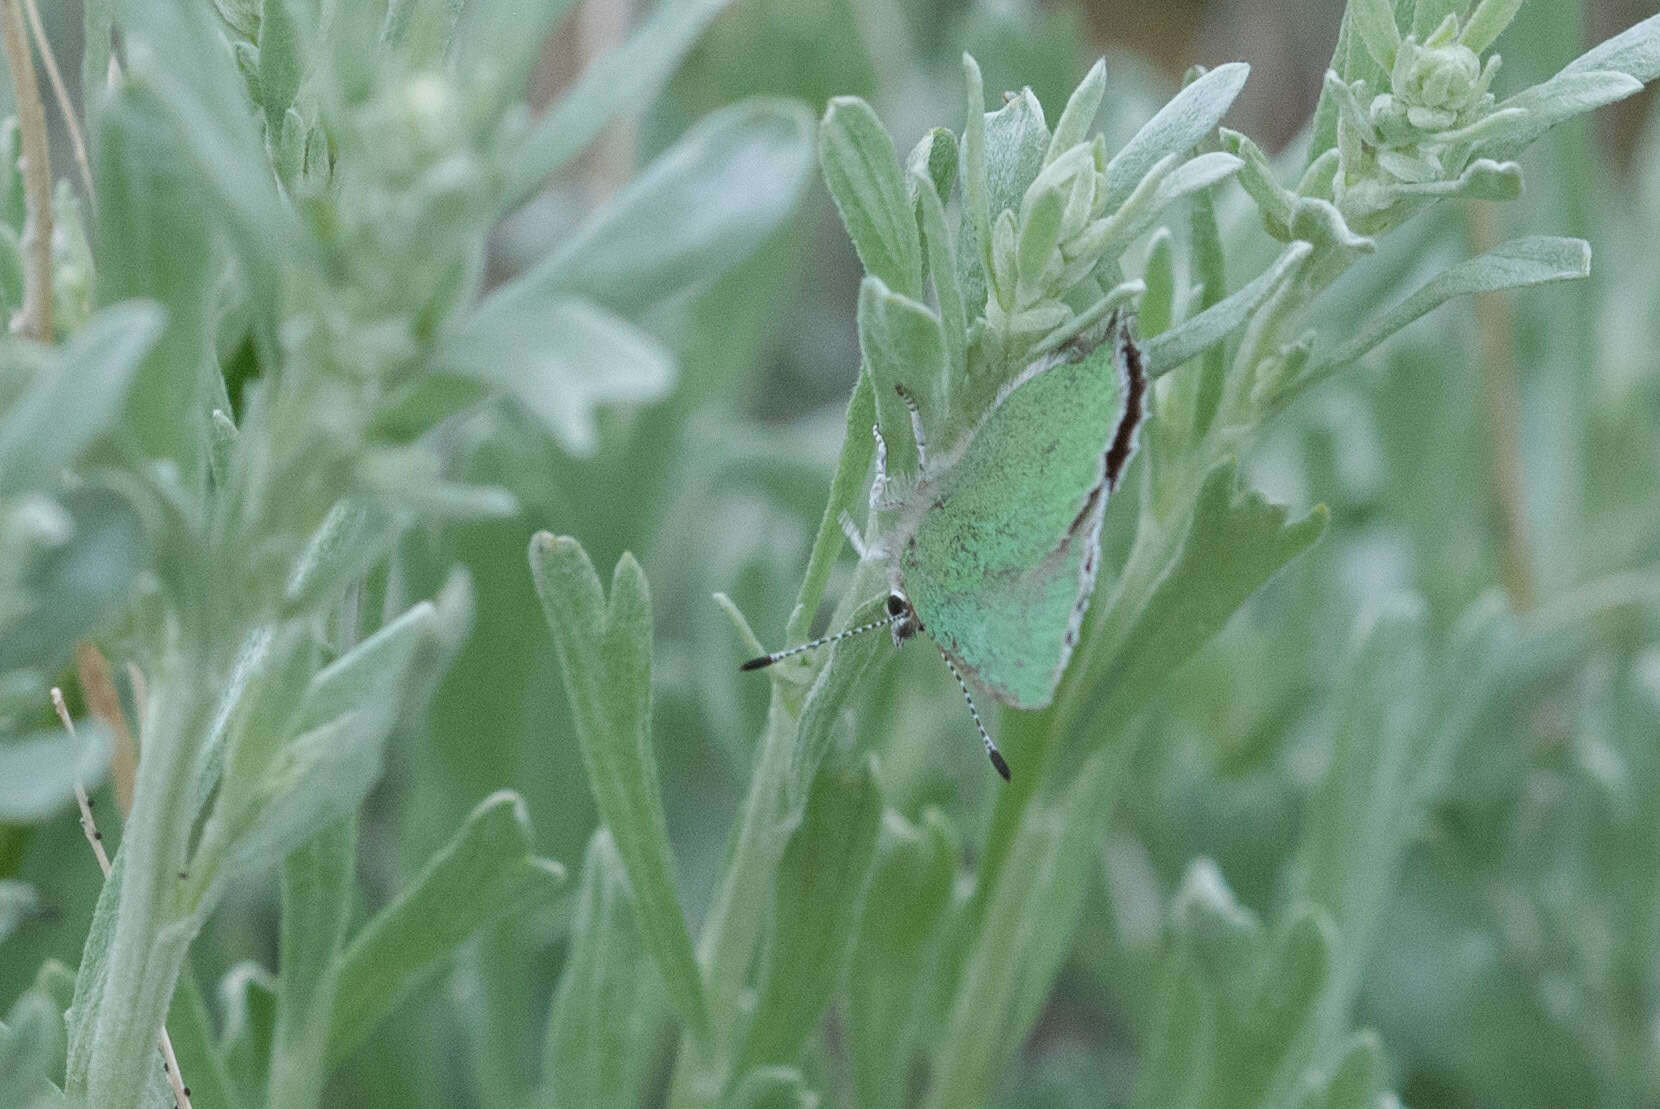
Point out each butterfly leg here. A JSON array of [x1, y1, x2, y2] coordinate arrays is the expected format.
[[838, 509, 871, 560], [870, 421, 889, 511], [895, 383, 928, 470]]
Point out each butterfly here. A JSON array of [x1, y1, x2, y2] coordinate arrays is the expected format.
[[742, 315, 1146, 780]]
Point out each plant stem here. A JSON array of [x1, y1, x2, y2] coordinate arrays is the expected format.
[[21, 0, 93, 211], [51, 688, 194, 1109], [0, 0, 51, 340], [1468, 200, 1537, 612], [79, 659, 211, 1109]]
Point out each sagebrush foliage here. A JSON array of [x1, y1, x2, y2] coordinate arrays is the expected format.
[[2, 1, 1659, 1107]]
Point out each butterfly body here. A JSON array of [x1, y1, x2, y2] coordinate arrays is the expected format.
[[740, 317, 1145, 779], [882, 320, 1144, 710]]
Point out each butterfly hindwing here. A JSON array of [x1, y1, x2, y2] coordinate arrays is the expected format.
[[898, 334, 1130, 709]]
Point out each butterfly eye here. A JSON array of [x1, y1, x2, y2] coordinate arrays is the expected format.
[[886, 593, 908, 617]]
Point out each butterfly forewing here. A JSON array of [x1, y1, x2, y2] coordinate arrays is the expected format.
[[898, 337, 1128, 709]]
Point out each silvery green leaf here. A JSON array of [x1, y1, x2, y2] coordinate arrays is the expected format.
[[1349, 0, 1402, 72], [857, 276, 948, 474], [497, 99, 815, 320], [0, 487, 147, 675], [1386, 158, 1523, 201], [257, 0, 301, 132], [218, 578, 472, 884], [1221, 128, 1294, 238], [540, 829, 658, 1109], [1304, 235, 1590, 385], [1562, 11, 1660, 84], [282, 500, 400, 613], [1481, 70, 1645, 160], [528, 534, 710, 1044], [327, 793, 565, 1065], [847, 809, 956, 1109], [0, 303, 162, 492], [1459, 0, 1525, 55], [905, 127, 958, 206], [167, 973, 245, 1109], [913, 171, 967, 383], [924, 798, 1094, 1109], [1143, 241, 1312, 378], [266, 819, 354, 1109], [504, 0, 732, 201], [821, 96, 925, 299], [1293, 1032, 1388, 1109], [961, 85, 1053, 319], [1045, 57, 1106, 165], [1014, 191, 1065, 306], [441, 295, 673, 457], [114, 0, 310, 305], [0, 725, 109, 822], [0, 880, 40, 945], [1103, 62, 1248, 212], [1290, 196, 1376, 258], [1138, 228, 1176, 337], [960, 54, 993, 287], [0, 980, 70, 1109], [1086, 150, 1242, 270], [731, 1067, 820, 1109], [982, 88, 1051, 219], [218, 962, 279, 1101], [740, 751, 881, 1070]]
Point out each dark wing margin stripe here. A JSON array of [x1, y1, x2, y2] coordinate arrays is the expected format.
[[1104, 324, 1147, 491]]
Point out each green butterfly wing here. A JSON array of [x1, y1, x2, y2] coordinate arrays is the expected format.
[[899, 339, 1127, 709]]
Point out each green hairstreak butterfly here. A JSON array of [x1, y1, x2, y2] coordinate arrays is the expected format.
[[742, 315, 1146, 780]]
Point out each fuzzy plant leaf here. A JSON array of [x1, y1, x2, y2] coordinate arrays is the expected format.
[[511, 98, 816, 319], [1103, 62, 1249, 212], [857, 275, 947, 476], [257, 0, 303, 133], [209, 576, 473, 893], [846, 809, 957, 1109], [540, 829, 659, 1109], [327, 793, 566, 1065], [741, 751, 882, 1072], [165, 974, 245, 1109], [1132, 861, 1380, 1109], [1142, 243, 1312, 380], [1296, 235, 1591, 397], [0, 964, 79, 1109], [730, 1066, 820, 1109], [821, 96, 925, 300], [0, 302, 162, 492], [504, 0, 732, 202], [1078, 460, 1328, 748], [0, 486, 149, 675], [95, 87, 220, 479], [266, 818, 356, 1109], [439, 294, 674, 457], [529, 532, 710, 1044], [112, 0, 310, 307], [0, 724, 110, 823]]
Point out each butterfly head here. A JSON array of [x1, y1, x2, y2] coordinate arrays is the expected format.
[[886, 590, 922, 645]]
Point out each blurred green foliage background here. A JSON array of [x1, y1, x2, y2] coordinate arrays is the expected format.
[[4, 0, 1660, 1106]]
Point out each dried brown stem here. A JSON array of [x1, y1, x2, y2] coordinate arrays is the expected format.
[[76, 644, 137, 813], [20, 0, 93, 212], [0, 0, 52, 340]]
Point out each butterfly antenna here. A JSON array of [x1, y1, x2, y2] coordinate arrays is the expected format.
[[739, 611, 903, 671], [935, 644, 1012, 781]]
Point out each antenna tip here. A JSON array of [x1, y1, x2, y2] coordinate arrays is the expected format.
[[989, 749, 1012, 781], [739, 655, 774, 672]]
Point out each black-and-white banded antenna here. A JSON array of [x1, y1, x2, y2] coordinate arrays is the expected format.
[[935, 645, 1012, 781], [739, 610, 905, 672]]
